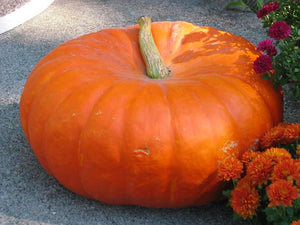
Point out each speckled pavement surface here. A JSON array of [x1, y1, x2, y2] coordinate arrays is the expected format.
[[0, 0, 31, 17], [0, 0, 299, 224]]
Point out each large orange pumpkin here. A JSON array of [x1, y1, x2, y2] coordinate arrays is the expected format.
[[19, 17, 283, 208]]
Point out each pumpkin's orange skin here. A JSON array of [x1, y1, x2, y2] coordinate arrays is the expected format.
[[19, 21, 283, 208]]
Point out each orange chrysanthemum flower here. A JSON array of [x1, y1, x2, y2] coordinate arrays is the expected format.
[[272, 157, 297, 182], [294, 159, 300, 188], [247, 155, 273, 186], [263, 147, 292, 163], [230, 179, 260, 219], [238, 175, 257, 188], [260, 123, 300, 149], [290, 220, 300, 225], [281, 124, 300, 144], [241, 151, 260, 165], [218, 157, 244, 181], [261, 124, 285, 149], [266, 180, 299, 207]]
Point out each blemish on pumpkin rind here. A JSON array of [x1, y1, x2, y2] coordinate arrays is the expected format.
[[153, 136, 161, 141], [94, 110, 102, 116], [134, 148, 150, 155], [220, 140, 239, 156]]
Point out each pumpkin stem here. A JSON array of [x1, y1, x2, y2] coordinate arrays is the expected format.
[[138, 16, 170, 79]]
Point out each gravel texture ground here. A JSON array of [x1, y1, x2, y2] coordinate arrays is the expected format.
[[0, 0, 299, 224], [0, 0, 31, 17]]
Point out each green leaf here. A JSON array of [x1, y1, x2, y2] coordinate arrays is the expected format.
[[261, 73, 271, 80], [264, 207, 281, 222], [279, 221, 290, 225], [233, 212, 242, 221], [226, 0, 248, 9], [293, 198, 300, 209], [286, 207, 294, 217], [256, 0, 264, 9], [222, 190, 232, 198]]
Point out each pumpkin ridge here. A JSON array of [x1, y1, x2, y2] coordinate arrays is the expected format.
[[233, 72, 282, 124], [169, 79, 240, 139], [27, 77, 98, 174], [160, 83, 187, 205], [207, 75, 278, 126], [195, 75, 275, 138], [99, 28, 145, 68], [22, 58, 106, 115], [33, 30, 141, 77], [24, 67, 82, 138], [184, 77, 253, 157], [32, 49, 102, 72], [163, 21, 198, 65], [54, 41, 136, 71], [43, 79, 119, 197], [187, 78, 239, 133], [82, 28, 145, 72], [25, 60, 130, 106], [77, 78, 145, 199], [70, 78, 134, 197], [23, 66, 111, 136], [27, 72, 122, 173], [119, 82, 151, 203], [182, 70, 281, 126], [161, 82, 216, 205]]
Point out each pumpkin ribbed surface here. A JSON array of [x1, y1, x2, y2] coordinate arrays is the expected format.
[[19, 21, 283, 208]]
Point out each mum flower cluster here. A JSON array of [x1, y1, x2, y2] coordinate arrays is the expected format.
[[218, 122, 300, 224], [257, 39, 277, 56], [253, 1, 291, 74], [253, 0, 300, 102], [260, 122, 300, 149], [256, 1, 280, 18], [253, 55, 273, 74], [268, 21, 291, 41]]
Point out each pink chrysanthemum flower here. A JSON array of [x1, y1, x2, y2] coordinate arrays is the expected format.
[[256, 1, 280, 18], [269, 21, 291, 40], [257, 6, 269, 19], [253, 55, 273, 74], [257, 39, 277, 56], [269, 1, 280, 12]]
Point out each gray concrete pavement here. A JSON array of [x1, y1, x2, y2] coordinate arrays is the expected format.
[[0, 0, 299, 224]]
